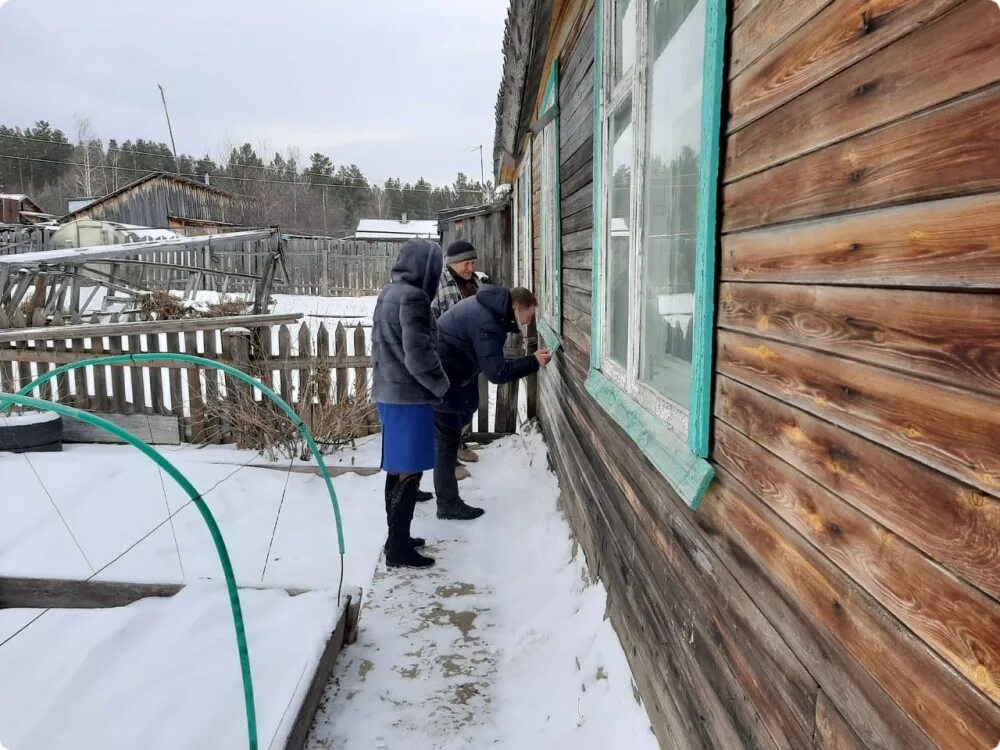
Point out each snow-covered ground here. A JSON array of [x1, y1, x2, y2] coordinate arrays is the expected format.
[[0, 428, 655, 749]]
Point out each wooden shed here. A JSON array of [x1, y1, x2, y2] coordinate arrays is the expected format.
[[494, 0, 1000, 748], [0, 193, 49, 224], [59, 172, 251, 232]]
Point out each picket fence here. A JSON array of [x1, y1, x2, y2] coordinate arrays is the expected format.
[[0, 311, 521, 444]]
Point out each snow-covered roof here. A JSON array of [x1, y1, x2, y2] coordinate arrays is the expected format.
[[0, 194, 28, 201], [355, 219, 439, 239]]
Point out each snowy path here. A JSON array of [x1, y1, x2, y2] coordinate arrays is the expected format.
[[306, 432, 657, 749]]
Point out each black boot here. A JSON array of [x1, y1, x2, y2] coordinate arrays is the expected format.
[[384, 474, 425, 548], [436, 498, 485, 521], [415, 489, 433, 503], [386, 476, 434, 569]]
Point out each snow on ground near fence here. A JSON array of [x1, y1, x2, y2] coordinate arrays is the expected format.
[[0, 431, 655, 748], [0, 585, 343, 750]]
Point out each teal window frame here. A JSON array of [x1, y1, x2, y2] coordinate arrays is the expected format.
[[587, 0, 726, 509], [538, 60, 563, 352]]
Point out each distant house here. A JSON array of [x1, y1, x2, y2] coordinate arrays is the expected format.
[[0, 193, 53, 224], [60, 172, 250, 233], [353, 215, 439, 241]]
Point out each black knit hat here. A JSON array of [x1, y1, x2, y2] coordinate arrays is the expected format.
[[445, 240, 478, 264]]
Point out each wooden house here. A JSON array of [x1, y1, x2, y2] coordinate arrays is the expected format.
[[0, 193, 50, 224], [60, 172, 250, 232], [492, 0, 1000, 747]]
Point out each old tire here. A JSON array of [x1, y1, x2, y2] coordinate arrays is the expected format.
[[0, 411, 64, 453]]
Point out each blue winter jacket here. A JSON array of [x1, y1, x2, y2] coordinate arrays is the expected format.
[[435, 285, 540, 414], [371, 239, 450, 405]]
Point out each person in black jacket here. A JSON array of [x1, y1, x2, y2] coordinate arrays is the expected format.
[[434, 285, 551, 519], [371, 239, 450, 568]]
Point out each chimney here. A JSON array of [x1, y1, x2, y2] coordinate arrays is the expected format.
[[204, 173, 211, 186], [401, 211, 408, 224]]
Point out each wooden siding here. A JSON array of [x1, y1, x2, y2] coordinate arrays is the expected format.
[[518, 0, 1000, 748], [71, 174, 246, 228], [439, 203, 513, 286]]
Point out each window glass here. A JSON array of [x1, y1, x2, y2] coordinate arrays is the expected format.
[[612, 0, 637, 85], [608, 98, 633, 367], [638, 0, 705, 408]]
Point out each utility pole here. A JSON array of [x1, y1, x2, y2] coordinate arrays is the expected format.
[[157, 83, 181, 175], [472, 144, 488, 204]]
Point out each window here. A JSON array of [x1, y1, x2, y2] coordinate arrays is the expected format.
[[538, 61, 562, 350], [513, 150, 532, 290], [587, 0, 726, 508]]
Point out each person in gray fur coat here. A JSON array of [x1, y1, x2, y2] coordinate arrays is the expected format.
[[371, 238, 450, 569]]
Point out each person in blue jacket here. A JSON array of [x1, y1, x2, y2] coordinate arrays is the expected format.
[[434, 285, 551, 519], [371, 239, 450, 568]]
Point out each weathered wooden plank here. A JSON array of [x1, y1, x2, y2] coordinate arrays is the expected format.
[[128, 330, 145, 414], [562, 227, 592, 254], [718, 282, 1000, 395], [334, 323, 348, 403], [717, 329, 1000, 498], [353, 324, 367, 399], [561, 206, 593, 236], [202, 327, 222, 443], [541, 368, 820, 748], [147, 330, 166, 416], [729, 0, 833, 78], [715, 375, 1000, 602], [715, 418, 1000, 706], [62, 411, 180, 445], [703, 471, 1000, 750], [91, 328, 110, 413], [723, 85, 1000, 232], [69, 337, 89, 409], [278, 325, 293, 407], [108, 322, 128, 415], [728, 0, 964, 132], [813, 691, 866, 750], [721, 193, 1000, 287], [0, 313, 302, 344], [727, 0, 1000, 181], [477, 372, 489, 432], [184, 329, 206, 444]]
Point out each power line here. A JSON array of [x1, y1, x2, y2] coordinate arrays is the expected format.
[[0, 152, 487, 195]]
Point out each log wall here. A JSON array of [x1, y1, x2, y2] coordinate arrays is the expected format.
[[524, 0, 1000, 747]]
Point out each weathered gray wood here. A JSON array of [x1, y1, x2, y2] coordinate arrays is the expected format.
[[0, 313, 302, 344], [61, 411, 181, 445]]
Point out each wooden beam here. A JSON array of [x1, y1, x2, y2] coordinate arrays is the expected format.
[[0, 313, 302, 343], [61, 411, 181, 445]]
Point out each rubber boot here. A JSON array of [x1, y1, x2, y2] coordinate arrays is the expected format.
[[384, 473, 424, 550], [386, 476, 434, 569]]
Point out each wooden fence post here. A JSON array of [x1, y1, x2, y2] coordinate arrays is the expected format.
[[335, 323, 348, 403]]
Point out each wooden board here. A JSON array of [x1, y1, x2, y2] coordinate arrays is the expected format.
[[61, 411, 181, 445], [728, 0, 964, 132], [726, 0, 1000, 181], [720, 193, 1000, 287], [717, 329, 1000, 498], [714, 418, 1000, 706], [702, 472, 1000, 750], [715, 375, 1000, 601], [723, 84, 1000, 232], [729, 0, 833, 78], [718, 282, 1000, 395]]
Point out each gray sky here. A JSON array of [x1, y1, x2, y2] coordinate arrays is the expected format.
[[0, 0, 507, 186]]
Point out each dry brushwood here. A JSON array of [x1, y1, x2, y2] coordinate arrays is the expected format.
[[201, 365, 377, 459]]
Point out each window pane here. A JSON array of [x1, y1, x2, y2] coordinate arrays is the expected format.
[[612, 0, 637, 85], [607, 98, 633, 367], [638, 0, 706, 409], [541, 123, 558, 322]]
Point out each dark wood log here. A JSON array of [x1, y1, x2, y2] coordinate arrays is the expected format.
[[717, 329, 1000, 498], [728, 0, 963, 131], [715, 375, 1000, 601], [721, 193, 1000, 287], [726, 0, 1000, 181], [729, 0, 832, 78], [714, 418, 1000, 706], [723, 85, 1000, 232], [718, 282, 1000, 395], [702, 471, 1000, 750]]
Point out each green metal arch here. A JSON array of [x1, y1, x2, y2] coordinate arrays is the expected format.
[[11, 352, 345, 554], [0, 393, 258, 750]]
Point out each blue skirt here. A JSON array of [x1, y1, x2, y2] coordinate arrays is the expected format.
[[377, 402, 436, 473]]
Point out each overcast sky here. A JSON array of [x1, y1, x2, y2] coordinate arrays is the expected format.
[[0, 0, 507, 186]]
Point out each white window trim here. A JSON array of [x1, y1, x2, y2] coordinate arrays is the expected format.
[[597, 0, 691, 442]]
